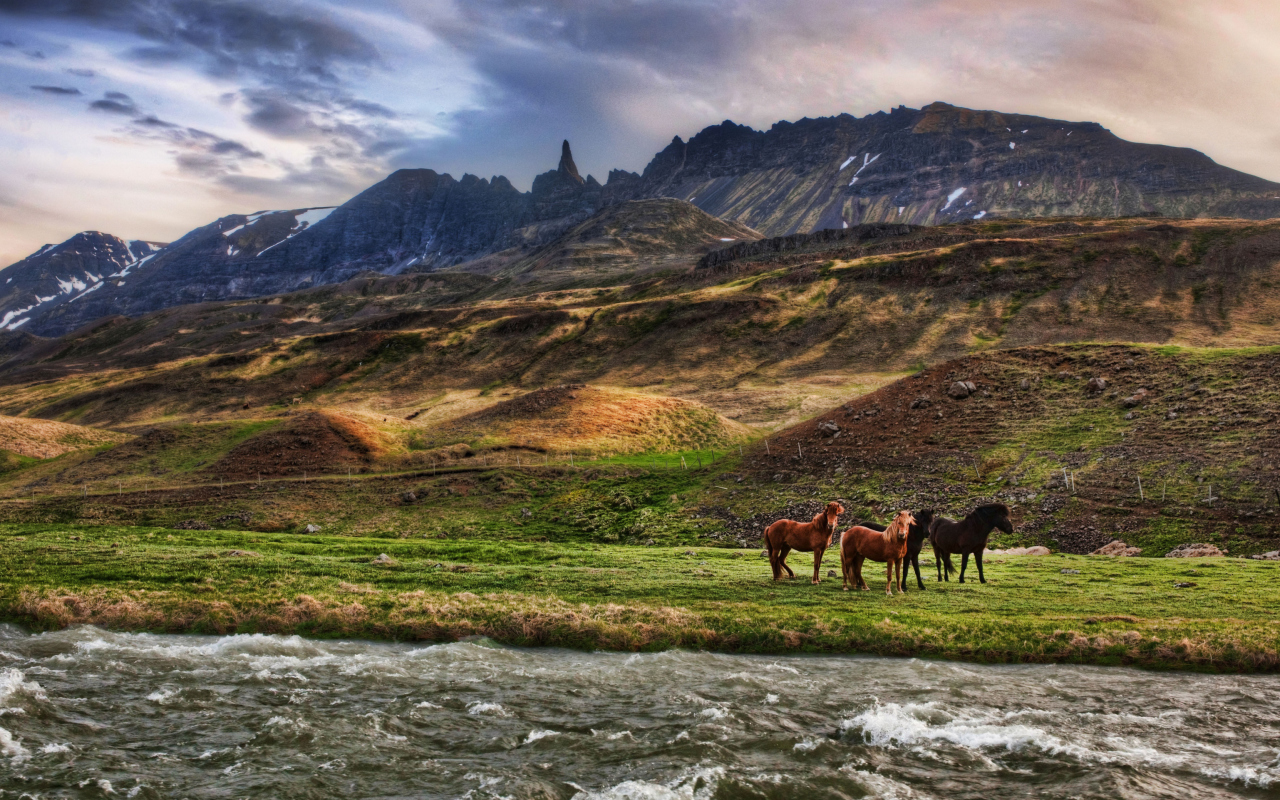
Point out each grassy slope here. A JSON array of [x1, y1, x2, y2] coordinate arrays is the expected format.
[[3, 523, 1278, 672]]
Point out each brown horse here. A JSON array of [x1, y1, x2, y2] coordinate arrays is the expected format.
[[929, 503, 1013, 584], [839, 510, 915, 596], [853, 509, 935, 592], [764, 501, 844, 583]]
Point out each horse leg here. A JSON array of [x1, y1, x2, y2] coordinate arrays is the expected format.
[[975, 549, 986, 584], [912, 553, 926, 590], [812, 546, 823, 585], [841, 548, 850, 591], [885, 560, 894, 596], [935, 549, 946, 582], [855, 556, 868, 591], [959, 551, 969, 584], [779, 545, 795, 579]]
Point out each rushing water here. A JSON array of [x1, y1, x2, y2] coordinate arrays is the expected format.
[[0, 626, 1278, 799]]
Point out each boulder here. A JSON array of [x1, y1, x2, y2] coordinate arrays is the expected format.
[[1249, 550, 1280, 561], [1086, 377, 1108, 393], [371, 553, 396, 565], [1019, 378, 1031, 390], [1121, 389, 1148, 408], [910, 395, 932, 409], [303, 524, 322, 534], [400, 490, 417, 503], [1165, 543, 1225, 558], [948, 381, 974, 399], [986, 546, 1051, 555], [1090, 540, 1143, 556], [817, 421, 840, 437]]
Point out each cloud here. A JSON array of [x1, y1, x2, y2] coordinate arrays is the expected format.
[[0, 0, 380, 85], [31, 84, 81, 95], [399, 0, 1280, 186], [89, 90, 138, 115], [65, 67, 96, 77]]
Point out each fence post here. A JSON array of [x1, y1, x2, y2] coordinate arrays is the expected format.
[[1137, 475, 1144, 502], [765, 440, 770, 456], [681, 456, 687, 470]]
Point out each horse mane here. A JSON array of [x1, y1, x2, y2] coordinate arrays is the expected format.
[[974, 503, 1010, 521]]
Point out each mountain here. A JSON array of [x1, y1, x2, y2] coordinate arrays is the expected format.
[[453, 198, 761, 286], [3, 141, 606, 337], [610, 102, 1280, 234], [0, 232, 164, 332], [5, 103, 1280, 337], [0, 209, 334, 338]]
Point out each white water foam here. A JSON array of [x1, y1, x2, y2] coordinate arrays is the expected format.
[[467, 701, 508, 716], [842, 702, 1182, 769], [524, 729, 559, 744], [0, 726, 27, 759], [570, 766, 725, 800]]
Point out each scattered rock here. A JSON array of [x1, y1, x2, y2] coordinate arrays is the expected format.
[[223, 549, 259, 557], [1124, 411, 1135, 420], [1121, 389, 1148, 408], [910, 395, 932, 409], [215, 511, 253, 527], [817, 421, 840, 437], [1056, 371, 1073, 380], [1173, 582, 1196, 589], [303, 524, 322, 534], [1249, 550, 1280, 561], [645, 539, 656, 546], [987, 546, 1051, 555], [684, 550, 697, 556], [172, 520, 210, 530], [760, 549, 769, 558], [948, 381, 975, 399], [827, 570, 838, 578], [1090, 540, 1143, 557], [1019, 378, 1031, 390], [371, 553, 396, 565], [1086, 377, 1108, 393], [1060, 568, 1081, 574], [1166, 410, 1178, 420], [1165, 543, 1225, 558], [400, 490, 417, 503], [730, 552, 743, 558]]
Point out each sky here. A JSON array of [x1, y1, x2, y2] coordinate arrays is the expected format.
[[1, 0, 1279, 266]]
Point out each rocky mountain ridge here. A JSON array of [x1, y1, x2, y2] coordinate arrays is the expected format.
[[6, 102, 1280, 337]]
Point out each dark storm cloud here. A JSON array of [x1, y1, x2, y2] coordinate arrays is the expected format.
[[123, 113, 265, 178], [31, 84, 82, 95], [89, 90, 138, 114], [0, 0, 379, 85]]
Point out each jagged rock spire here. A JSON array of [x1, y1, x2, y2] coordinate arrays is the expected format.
[[558, 139, 583, 183]]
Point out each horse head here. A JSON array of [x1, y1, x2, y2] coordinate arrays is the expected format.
[[887, 510, 914, 544], [910, 509, 934, 541], [822, 501, 845, 532], [978, 503, 1013, 534]]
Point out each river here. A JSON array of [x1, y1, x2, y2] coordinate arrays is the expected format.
[[0, 625, 1276, 798]]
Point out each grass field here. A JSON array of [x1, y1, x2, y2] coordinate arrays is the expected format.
[[3, 522, 1278, 672]]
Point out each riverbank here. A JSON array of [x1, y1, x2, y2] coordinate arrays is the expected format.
[[3, 523, 1278, 671]]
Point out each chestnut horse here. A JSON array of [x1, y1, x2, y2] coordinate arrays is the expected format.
[[853, 509, 935, 591], [764, 501, 844, 584], [929, 503, 1013, 584], [839, 510, 916, 596]]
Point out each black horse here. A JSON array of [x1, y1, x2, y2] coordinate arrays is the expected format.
[[929, 503, 1013, 584], [851, 509, 935, 591]]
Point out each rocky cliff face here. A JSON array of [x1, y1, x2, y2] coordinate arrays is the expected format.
[[613, 102, 1280, 234]]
